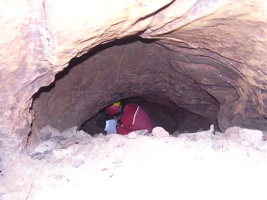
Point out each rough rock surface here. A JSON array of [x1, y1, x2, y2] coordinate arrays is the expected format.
[[1, 127, 267, 200], [0, 0, 267, 161]]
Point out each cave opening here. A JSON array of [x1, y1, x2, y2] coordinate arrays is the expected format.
[[31, 36, 223, 144]]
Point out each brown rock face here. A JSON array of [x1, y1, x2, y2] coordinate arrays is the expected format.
[[1, 0, 267, 155]]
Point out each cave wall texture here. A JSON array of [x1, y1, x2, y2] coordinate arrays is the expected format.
[[1, 0, 267, 157]]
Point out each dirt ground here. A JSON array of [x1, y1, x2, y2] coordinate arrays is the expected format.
[[1, 126, 267, 200]]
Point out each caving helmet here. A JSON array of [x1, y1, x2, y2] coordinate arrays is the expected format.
[[105, 101, 121, 116]]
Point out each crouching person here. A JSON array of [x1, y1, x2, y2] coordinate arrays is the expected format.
[[104, 101, 154, 135]]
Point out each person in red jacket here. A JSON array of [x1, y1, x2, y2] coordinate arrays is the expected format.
[[105, 101, 154, 135]]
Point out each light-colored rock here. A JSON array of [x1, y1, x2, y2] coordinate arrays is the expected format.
[[180, 125, 215, 141], [31, 140, 57, 159], [238, 128, 263, 148], [209, 124, 215, 135], [31, 126, 93, 159], [152, 126, 169, 137], [60, 126, 78, 137], [224, 127, 241, 140], [39, 125, 60, 141], [127, 129, 148, 139], [127, 131, 138, 139]]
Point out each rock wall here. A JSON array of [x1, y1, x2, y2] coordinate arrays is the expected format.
[[0, 0, 176, 154], [1, 0, 267, 156], [0, 0, 55, 153]]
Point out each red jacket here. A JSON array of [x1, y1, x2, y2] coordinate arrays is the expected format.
[[117, 103, 153, 135]]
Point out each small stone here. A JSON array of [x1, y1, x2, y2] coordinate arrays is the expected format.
[[211, 143, 222, 151], [127, 131, 138, 139], [128, 130, 148, 139], [39, 125, 60, 141], [209, 124, 214, 135], [152, 127, 169, 138], [60, 126, 78, 137], [224, 127, 241, 140], [238, 128, 263, 148], [31, 140, 57, 159], [73, 160, 84, 168]]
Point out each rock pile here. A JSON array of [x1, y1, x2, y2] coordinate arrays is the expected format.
[[31, 125, 92, 160], [31, 125, 267, 161]]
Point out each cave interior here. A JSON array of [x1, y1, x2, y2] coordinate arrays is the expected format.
[[30, 35, 241, 141]]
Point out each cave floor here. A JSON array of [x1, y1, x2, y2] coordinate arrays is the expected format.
[[1, 128, 267, 200]]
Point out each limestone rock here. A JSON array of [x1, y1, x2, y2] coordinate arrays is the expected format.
[[39, 125, 60, 141], [238, 128, 263, 148], [31, 141, 57, 159], [224, 127, 241, 140], [127, 129, 149, 139], [60, 126, 78, 138], [31, 126, 92, 159], [179, 125, 215, 141], [152, 126, 169, 138]]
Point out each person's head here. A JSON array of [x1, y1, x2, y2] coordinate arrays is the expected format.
[[105, 101, 121, 116]]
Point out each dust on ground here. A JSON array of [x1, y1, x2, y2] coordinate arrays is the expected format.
[[1, 126, 267, 200]]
